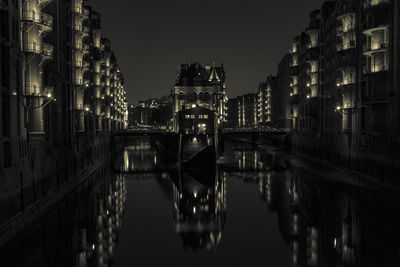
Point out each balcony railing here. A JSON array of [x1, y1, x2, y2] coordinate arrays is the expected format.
[[73, 23, 82, 32], [40, 13, 53, 28], [82, 8, 89, 18], [82, 26, 90, 35], [363, 42, 388, 55], [23, 85, 41, 96], [83, 61, 90, 70], [73, 59, 83, 68], [72, 5, 82, 15], [41, 43, 53, 59], [23, 41, 41, 54], [21, 9, 53, 30], [82, 43, 90, 52], [38, 0, 53, 8], [363, 63, 389, 74], [21, 9, 40, 23]]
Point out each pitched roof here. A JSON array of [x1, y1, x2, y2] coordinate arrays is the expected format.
[[175, 62, 225, 87]]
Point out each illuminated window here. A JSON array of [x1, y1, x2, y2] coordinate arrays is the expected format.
[[190, 115, 195, 119], [185, 115, 190, 119], [204, 114, 208, 119]]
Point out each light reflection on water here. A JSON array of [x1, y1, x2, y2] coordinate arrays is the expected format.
[[115, 137, 162, 173], [1, 141, 400, 267]]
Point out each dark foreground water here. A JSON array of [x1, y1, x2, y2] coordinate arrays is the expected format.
[[1, 139, 400, 267]]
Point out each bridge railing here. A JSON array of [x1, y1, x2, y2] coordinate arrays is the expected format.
[[221, 126, 290, 133]]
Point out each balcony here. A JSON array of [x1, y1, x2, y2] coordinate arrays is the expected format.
[[336, 78, 356, 89], [22, 41, 41, 54], [363, 0, 390, 9], [41, 43, 53, 59], [73, 59, 82, 68], [23, 84, 41, 96], [82, 61, 90, 71], [72, 22, 82, 32], [21, 9, 40, 23], [40, 13, 53, 29], [82, 26, 90, 35], [363, 42, 388, 55], [82, 8, 89, 18], [72, 5, 82, 15], [363, 63, 389, 74], [38, 0, 53, 8], [21, 10, 53, 33], [363, 23, 388, 36], [336, 26, 344, 36]]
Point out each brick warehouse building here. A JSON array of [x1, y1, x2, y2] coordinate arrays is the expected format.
[[288, 0, 400, 183], [226, 0, 400, 184], [0, 0, 128, 227]]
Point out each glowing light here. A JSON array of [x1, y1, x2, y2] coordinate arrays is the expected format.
[[307, 83, 310, 87], [307, 95, 310, 99], [85, 107, 90, 112], [336, 106, 341, 111], [92, 244, 95, 250], [336, 83, 341, 87], [334, 238, 337, 248], [192, 104, 196, 108], [193, 207, 196, 214], [46, 93, 52, 98], [290, 93, 293, 96]]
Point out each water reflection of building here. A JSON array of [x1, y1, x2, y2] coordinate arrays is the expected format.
[[256, 168, 400, 267], [0, 171, 127, 267], [91, 174, 127, 267], [170, 169, 226, 251], [237, 149, 266, 171], [115, 136, 161, 173]]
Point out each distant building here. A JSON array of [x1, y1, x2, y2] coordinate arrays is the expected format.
[[172, 62, 227, 132], [226, 98, 239, 128], [257, 77, 275, 125], [274, 54, 292, 129], [238, 93, 257, 127], [128, 95, 173, 128], [128, 104, 153, 126]]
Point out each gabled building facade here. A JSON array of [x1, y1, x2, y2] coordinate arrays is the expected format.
[[172, 62, 227, 132]]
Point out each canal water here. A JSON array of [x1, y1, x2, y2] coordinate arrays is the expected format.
[[1, 137, 400, 266]]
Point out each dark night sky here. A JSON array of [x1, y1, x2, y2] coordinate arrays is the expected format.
[[91, 0, 324, 105]]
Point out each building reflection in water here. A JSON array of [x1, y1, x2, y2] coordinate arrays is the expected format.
[[115, 136, 161, 173], [221, 142, 268, 171], [256, 168, 400, 267], [168, 168, 226, 251], [0, 171, 127, 267]]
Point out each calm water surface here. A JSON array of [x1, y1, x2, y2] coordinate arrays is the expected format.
[[1, 138, 400, 266]]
